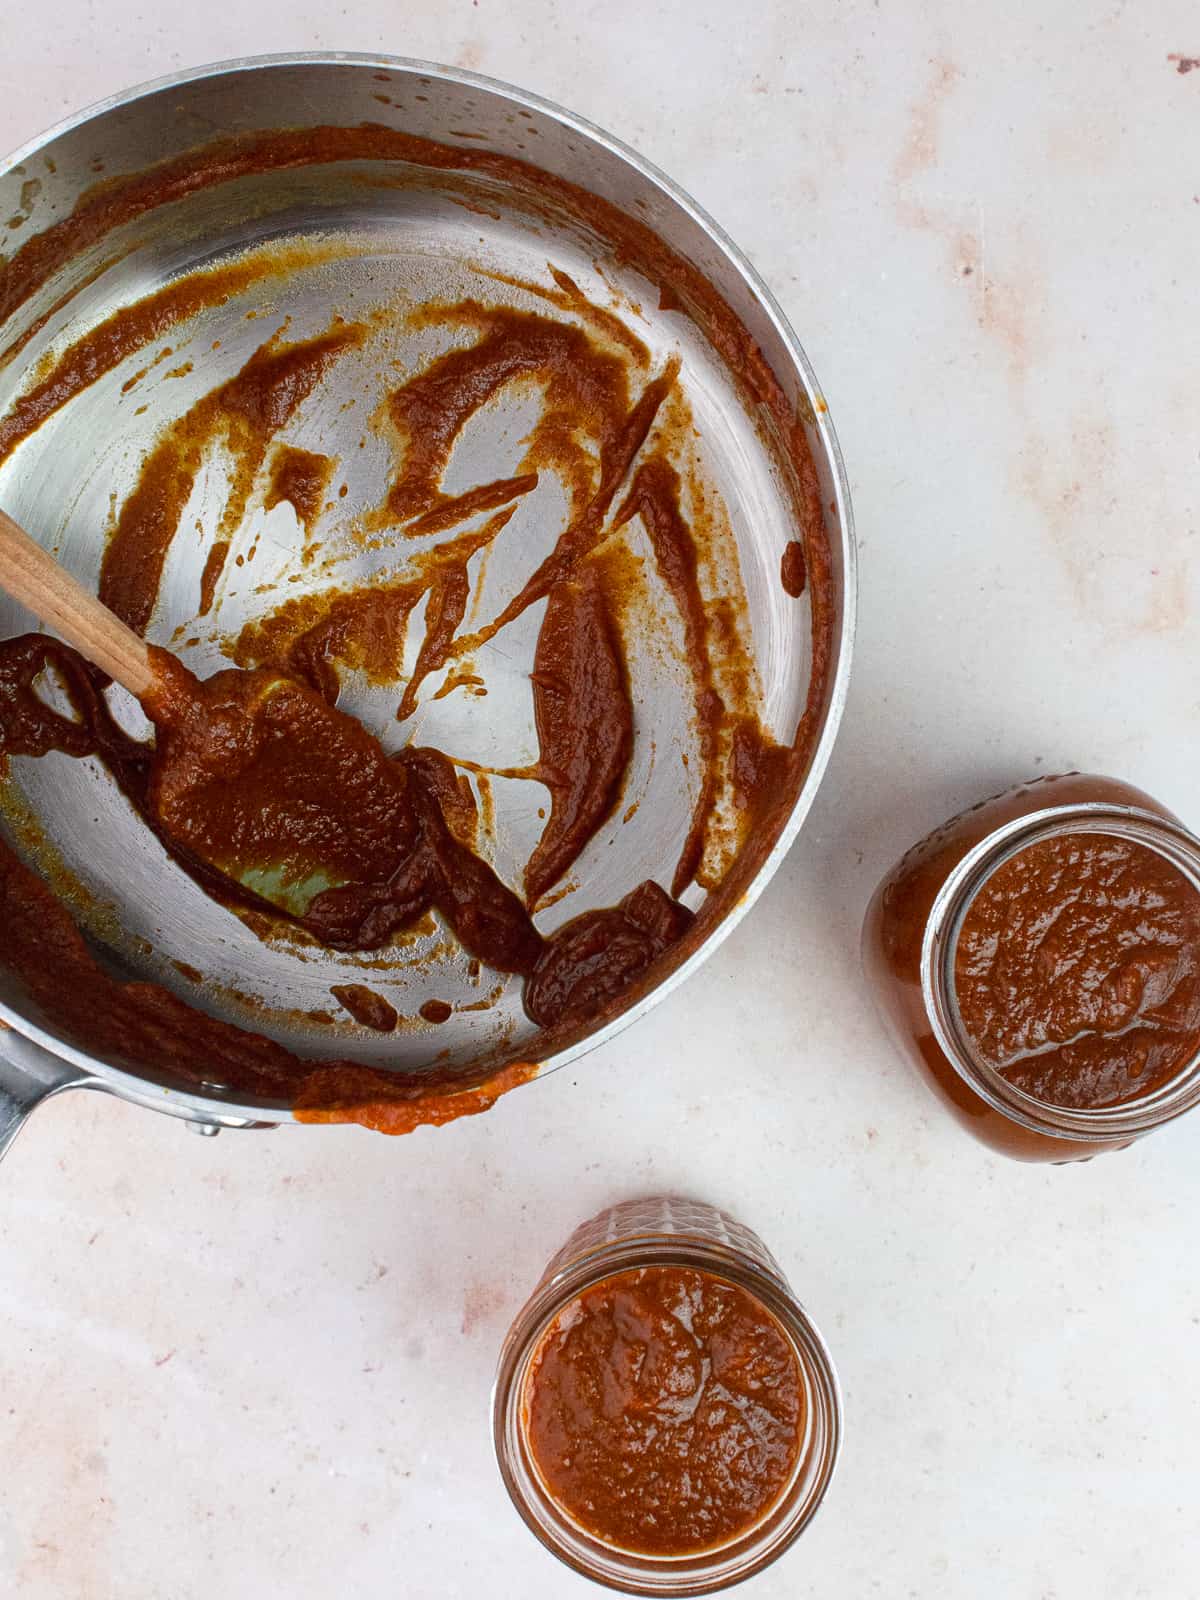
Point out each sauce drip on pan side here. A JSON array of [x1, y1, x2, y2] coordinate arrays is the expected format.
[[0, 784, 538, 1132]]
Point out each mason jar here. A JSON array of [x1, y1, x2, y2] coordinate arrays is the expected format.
[[492, 1196, 841, 1595], [863, 772, 1200, 1161]]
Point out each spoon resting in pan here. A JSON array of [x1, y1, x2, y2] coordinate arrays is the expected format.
[[0, 505, 542, 969]]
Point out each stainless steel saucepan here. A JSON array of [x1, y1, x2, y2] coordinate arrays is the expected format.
[[0, 54, 854, 1155]]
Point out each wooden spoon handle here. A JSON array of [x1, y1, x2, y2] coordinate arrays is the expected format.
[[0, 509, 155, 700]]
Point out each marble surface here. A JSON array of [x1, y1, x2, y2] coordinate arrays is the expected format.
[[2, 4, 1200, 1596]]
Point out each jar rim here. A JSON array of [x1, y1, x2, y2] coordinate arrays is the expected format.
[[491, 1235, 842, 1595], [920, 802, 1200, 1142]]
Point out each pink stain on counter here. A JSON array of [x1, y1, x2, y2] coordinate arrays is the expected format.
[[460, 1280, 509, 1336], [1017, 418, 1191, 636], [891, 55, 962, 217], [892, 59, 1037, 387]]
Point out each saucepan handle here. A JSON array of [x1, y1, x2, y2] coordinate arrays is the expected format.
[[0, 1032, 95, 1162]]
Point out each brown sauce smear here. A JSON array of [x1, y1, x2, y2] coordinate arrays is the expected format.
[[400, 472, 537, 540], [234, 578, 424, 705], [331, 983, 398, 1031], [231, 507, 517, 708], [481, 263, 651, 364], [265, 444, 335, 542], [383, 301, 630, 526], [524, 1264, 804, 1557], [459, 359, 679, 655], [0, 243, 349, 466], [780, 539, 807, 597], [729, 717, 797, 826], [0, 633, 155, 834], [400, 745, 478, 849], [525, 881, 691, 1029], [292, 1059, 538, 1134], [617, 455, 723, 896], [955, 832, 1200, 1108], [101, 322, 364, 633], [395, 561, 472, 724], [525, 567, 632, 905]]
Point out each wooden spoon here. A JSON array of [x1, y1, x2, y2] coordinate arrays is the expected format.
[[0, 508, 155, 699], [0, 507, 403, 923], [0, 515, 559, 1005], [0, 507, 541, 967]]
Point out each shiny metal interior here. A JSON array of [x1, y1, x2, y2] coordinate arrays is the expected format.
[[0, 55, 854, 1132]]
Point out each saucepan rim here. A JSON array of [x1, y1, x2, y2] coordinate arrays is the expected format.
[[0, 51, 856, 1125]]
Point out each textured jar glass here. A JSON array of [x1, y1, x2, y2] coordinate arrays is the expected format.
[[863, 772, 1200, 1161], [492, 1197, 841, 1595]]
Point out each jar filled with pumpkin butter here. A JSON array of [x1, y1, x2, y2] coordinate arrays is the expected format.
[[492, 1197, 841, 1594], [863, 773, 1200, 1161]]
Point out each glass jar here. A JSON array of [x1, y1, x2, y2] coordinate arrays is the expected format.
[[863, 772, 1200, 1161], [492, 1196, 841, 1595]]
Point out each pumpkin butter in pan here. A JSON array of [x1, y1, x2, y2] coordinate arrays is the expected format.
[[0, 119, 835, 1131]]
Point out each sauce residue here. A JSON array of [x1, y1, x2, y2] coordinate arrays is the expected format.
[[0, 240, 356, 458], [382, 301, 628, 526], [523, 1265, 804, 1557], [293, 1058, 538, 1133], [0, 818, 534, 1131], [101, 322, 364, 631], [956, 832, 1200, 1108], [452, 360, 679, 655], [524, 880, 691, 1029], [231, 506, 517, 708], [780, 539, 807, 598], [331, 982, 398, 1031], [265, 444, 335, 544], [525, 567, 631, 904], [0, 634, 688, 1035], [616, 455, 722, 896]]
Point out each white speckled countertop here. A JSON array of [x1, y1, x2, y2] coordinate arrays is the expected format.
[[2, 4, 1199, 1597]]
